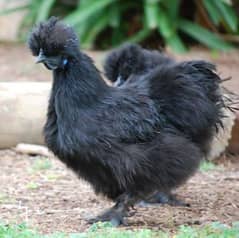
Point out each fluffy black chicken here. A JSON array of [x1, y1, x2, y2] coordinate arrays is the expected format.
[[28, 17, 225, 226], [104, 43, 226, 155], [105, 44, 186, 206], [104, 43, 228, 206], [104, 43, 174, 86]]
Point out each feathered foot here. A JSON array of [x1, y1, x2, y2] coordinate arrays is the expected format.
[[138, 192, 190, 207], [87, 206, 127, 226], [87, 193, 138, 226]]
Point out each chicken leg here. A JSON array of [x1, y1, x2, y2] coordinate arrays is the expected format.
[[88, 193, 139, 226]]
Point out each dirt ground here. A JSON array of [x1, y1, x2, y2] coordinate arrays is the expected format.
[[0, 43, 239, 234], [0, 150, 238, 234]]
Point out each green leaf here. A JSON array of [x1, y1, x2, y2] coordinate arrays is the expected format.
[[156, 6, 186, 53], [203, 0, 221, 25], [64, 0, 115, 26], [125, 27, 151, 44], [200, 161, 217, 172], [167, 34, 187, 53], [156, 9, 174, 39], [144, 0, 159, 29], [81, 13, 110, 49], [36, 0, 56, 23], [108, 3, 120, 28], [79, 0, 90, 7], [214, 0, 238, 32], [162, 0, 180, 21], [179, 19, 233, 50]]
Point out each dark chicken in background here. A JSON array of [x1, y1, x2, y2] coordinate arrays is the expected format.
[[28, 17, 226, 226], [104, 43, 232, 157], [104, 43, 174, 87], [104, 43, 236, 205], [104, 44, 185, 206]]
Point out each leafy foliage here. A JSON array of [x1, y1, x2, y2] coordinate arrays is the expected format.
[[0, 0, 238, 52]]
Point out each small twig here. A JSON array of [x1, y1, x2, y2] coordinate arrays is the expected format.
[[15, 143, 51, 157]]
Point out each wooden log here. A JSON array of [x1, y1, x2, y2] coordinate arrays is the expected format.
[[227, 112, 239, 154], [15, 143, 51, 157], [207, 108, 236, 160], [0, 82, 50, 149]]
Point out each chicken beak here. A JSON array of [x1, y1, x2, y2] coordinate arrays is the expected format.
[[36, 50, 47, 64]]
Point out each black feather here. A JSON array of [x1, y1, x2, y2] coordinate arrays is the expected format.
[[104, 43, 173, 85], [104, 44, 226, 155]]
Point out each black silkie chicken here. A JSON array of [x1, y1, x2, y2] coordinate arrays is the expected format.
[[104, 43, 174, 87], [28, 17, 225, 226], [105, 44, 185, 206], [104, 43, 225, 156], [104, 43, 229, 205]]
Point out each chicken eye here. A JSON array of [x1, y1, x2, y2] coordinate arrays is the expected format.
[[63, 59, 68, 66]]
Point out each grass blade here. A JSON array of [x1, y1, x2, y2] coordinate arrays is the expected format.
[[162, 0, 180, 21], [179, 19, 233, 50], [144, 0, 159, 29], [81, 13, 110, 49], [167, 34, 187, 53], [125, 27, 151, 44], [214, 0, 238, 32], [64, 0, 115, 26], [156, 9, 173, 39], [156, 6, 187, 53], [36, 0, 56, 23], [203, 0, 221, 25], [108, 2, 120, 28]]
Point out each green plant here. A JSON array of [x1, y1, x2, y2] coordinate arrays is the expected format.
[[0, 223, 37, 238], [0, 222, 162, 238], [0, 221, 239, 238], [199, 160, 223, 172], [176, 222, 239, 238], [32, 157, 52, 171], [0, 0, 238, 52]]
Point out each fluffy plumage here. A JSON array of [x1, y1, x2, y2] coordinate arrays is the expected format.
[[28, 17, 225, 226], [104, 43, 173, 86], [104, 45, 238, 157], [104, 44, 229, 205], [104, 43, 225, 156]]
